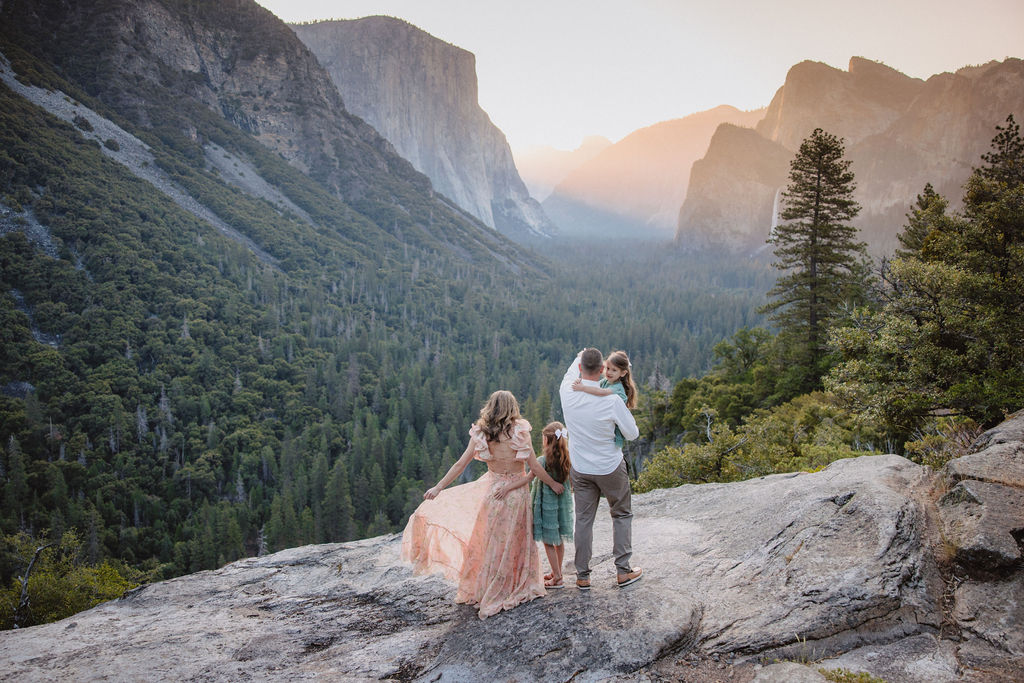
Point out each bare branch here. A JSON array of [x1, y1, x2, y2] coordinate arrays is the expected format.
[[14, 542, 54, 629]]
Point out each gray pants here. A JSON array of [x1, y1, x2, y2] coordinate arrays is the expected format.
[[571, 461, 632, 578]]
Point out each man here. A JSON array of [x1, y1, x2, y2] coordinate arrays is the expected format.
[[559, 348, 642, 590]]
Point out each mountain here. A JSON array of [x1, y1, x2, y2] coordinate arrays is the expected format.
[[4, 406, 1024, 682], [679, 57, 1024, 252], [677, 124, 792, 250], [291, 16, 556, 241], [0, 0, 558, 584], [513, 135, 612, 202], [541, 105, 764, 239]]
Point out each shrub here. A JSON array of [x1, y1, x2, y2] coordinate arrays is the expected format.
[[0, 530, 141, 630], [71, 114, 93, 132]]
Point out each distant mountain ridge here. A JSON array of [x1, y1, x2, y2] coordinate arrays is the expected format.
[[679, 57, 1024, 252], [292, 16, 556, 241], [514, 136, 612, 202], [540, 105, 765, 239]]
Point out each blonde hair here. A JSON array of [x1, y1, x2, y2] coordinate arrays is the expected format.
[[606, 350, 638, 409], [475, 390, 522, 442], [541, 421, 570, 484]]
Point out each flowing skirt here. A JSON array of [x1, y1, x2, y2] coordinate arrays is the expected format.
[[401, 471, 544, 619]]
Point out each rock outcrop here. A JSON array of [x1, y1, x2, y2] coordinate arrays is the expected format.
[[542, 105, 764, 239], [3, 411, 1023, 681], [678, 57, 1024, 252], [292, 17, 556, 241], [0, 0, 529, 264]]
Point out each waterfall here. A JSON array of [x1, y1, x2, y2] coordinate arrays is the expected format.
[[769, 187, 783, 239]]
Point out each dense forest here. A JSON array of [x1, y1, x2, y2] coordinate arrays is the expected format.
[[0, 27, 773, 627]]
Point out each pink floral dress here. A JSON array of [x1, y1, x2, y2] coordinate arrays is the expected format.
[[401, 419, 544, 619]]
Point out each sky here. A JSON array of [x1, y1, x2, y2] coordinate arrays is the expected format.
[[255, 0, 1024, 152]]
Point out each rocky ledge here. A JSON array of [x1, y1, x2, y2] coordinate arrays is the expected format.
[[1, 413, 1022, 682]]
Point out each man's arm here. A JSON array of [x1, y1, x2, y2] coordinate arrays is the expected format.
[[559, 350, 583, 397], [610, 398, 639, 441]]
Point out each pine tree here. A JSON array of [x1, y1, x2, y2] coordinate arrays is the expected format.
[[761, 128, 867, 392], [4, 437, 29, 529], [828, 116, 1024, 432], [895, 183, 949, 260], [978, 114, 1024, 186], [323, 458, 355, 541]]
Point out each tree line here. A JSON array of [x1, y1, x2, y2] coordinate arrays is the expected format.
[[635, 116, 1023, 491]]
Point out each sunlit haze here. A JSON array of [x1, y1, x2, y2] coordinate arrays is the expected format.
[[255, 0, 1024, 152]]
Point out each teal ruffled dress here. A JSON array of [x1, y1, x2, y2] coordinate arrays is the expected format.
[[532, 456, 573, 545]]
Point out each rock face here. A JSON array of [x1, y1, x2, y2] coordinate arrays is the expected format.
[[677, 124, 792, 250], [0, 0, 529, 262], [5, 420, 1024, 682], [678, 57, 1024, 252], [542, 105, 764, 239], [292, 17, 556, 241]]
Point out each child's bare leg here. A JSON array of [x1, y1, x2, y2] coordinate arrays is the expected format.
[[555, 542, 564, 573], [543, 543, 562, 580]]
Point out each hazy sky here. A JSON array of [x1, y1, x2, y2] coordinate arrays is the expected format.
[[255, 0, 1024, 152]]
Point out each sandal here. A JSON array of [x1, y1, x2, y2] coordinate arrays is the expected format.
[[543, 572, 554, 581], [544, 576, 565, 589]]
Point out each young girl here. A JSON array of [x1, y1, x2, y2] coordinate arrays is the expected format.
[[572, 350, 638, 448], [499, 421, 573, 588]]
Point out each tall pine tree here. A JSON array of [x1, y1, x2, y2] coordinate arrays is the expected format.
[[761, 128, 867, 393]]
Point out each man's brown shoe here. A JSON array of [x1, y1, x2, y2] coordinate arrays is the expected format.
[[616, 567, 643, 587], [576, 577, 591, 591]]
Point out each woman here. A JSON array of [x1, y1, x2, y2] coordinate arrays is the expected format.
[[401, 390, 565, 619]]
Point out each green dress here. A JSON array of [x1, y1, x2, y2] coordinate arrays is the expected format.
[[602, 379, 628, 448], [532, 456, 573, 545]]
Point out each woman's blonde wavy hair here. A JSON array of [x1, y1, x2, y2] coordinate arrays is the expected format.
[[475, 390, 522, 442]]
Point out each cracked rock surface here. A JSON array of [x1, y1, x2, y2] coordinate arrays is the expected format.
[[2, 413, 1024, 681]]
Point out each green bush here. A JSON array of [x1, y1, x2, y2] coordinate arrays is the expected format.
[[0, 530, 141, 630], [635, 392, 880, 492]]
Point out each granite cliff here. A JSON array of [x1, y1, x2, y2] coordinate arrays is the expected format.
[[678, 57, 1024, 252], [0, 0, 530, 261], [292, 17, 556, 241], [3, 411, 1021, 682]]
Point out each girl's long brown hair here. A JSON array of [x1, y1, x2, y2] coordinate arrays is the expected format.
[[541, 421, 571, 484], [475, 390, 522, 442], [606, 350, 638, 409]]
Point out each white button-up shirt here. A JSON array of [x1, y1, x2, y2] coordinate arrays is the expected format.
[[559, 352, 640, 475]]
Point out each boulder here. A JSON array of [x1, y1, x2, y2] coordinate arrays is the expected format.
[[945, 409, 1024, 489], [953, 574, 1024, 662], [819, 634, 963, 683], [937, 480, 1024, 569]]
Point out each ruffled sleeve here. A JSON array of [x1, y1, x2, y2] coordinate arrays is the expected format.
[[510, 419, 533, 460], [468, 424, 491, 461]]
